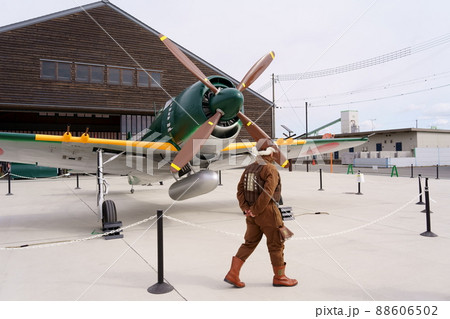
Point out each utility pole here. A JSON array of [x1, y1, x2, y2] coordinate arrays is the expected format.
[[305, 101, 308, 138], [305, 101, 309, 172], [370, 119, 376, 131], [272, 73, 276, 139]]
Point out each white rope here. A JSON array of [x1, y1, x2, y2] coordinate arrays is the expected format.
[[0, 214, 157, 251], [0, 191, 422, 251], [164, 215, 243, 239], [291, 193, 419, 241], [164, 193, 420, 241], [9, 173, 70, 181]]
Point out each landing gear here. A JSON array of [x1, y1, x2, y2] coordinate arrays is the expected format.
[[97, 149, 123, 239], [101, 199, 117, 229]]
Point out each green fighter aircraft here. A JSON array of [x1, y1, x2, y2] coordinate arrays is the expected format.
[[0, 34, 368, 227]]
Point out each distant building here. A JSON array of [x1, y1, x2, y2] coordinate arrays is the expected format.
[[0, 1, 272, 140], [320, 128, 450, 166], [340, 110, 359, 133]]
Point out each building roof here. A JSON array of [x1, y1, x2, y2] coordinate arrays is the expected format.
[[334, 127, 450, 139], [0, 0, 271, 105]]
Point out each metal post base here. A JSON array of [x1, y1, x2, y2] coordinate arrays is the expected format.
[[147, 282, 174, 294], [420, 231, 438, 238]]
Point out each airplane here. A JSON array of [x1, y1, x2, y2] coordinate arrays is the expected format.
[[0, 34, 368, 229]]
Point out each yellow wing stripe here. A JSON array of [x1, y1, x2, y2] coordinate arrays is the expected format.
[[246, 121, 252, 126], [170, 163, 181, 171], [222, 139, 306, 152], [281, 160, 289, 168], [270, 51, 275, 59], [35, 134, 177, 151], [160, 35, 168, 41], [208, 121, 214, 125]]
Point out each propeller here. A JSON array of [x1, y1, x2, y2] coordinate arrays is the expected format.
[[159, 34, 219, 95], [236, 111, 289, 168], [159, 34, 289, 173], [237, 51, 275, 92]]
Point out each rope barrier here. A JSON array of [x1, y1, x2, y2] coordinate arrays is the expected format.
[[0, 214, 157, 251], [163, 215, 243, 239], [0, 192, 421, 250], [164, 193, 420, 241], [9, 173, 71, 181]]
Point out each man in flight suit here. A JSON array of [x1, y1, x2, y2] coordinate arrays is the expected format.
[[224, 146, 297, 288]]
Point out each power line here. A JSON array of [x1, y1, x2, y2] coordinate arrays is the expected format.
[[258, 33, 450, 93], [281, 83, 450, 108], [276, 70, 450, 103]]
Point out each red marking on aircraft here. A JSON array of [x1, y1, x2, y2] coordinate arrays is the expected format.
[[305, 142, 340, 155]]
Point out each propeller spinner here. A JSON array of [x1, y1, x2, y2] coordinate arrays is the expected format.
[[158, 34, 289, 173]]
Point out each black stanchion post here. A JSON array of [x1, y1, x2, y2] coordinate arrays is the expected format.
[[356, 170, 363, 195], [420, 178, 437, 237], [75, 174, 81, 189], [318, 169, 324, 191], [416, 174, 424, 205], [218, 170, 223, 186], [421, 178, 434, 214], [410, 164, 414, 178], [436, 164, 439, 180], [6, 169, 13, 196], [148, 209, 174, 294]]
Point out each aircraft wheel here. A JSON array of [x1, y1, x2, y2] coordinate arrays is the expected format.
[[102, 200, 117, 229]]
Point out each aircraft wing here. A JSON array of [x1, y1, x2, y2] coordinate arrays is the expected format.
[[0, 132, 178, 183], [208, 136, 369, 170], [1, 131, 368, 178]]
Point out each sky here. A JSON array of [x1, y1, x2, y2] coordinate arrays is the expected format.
[[2, 0, 450, 138]]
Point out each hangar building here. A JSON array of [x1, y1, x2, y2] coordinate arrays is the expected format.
[[0, 0, 273, 140]]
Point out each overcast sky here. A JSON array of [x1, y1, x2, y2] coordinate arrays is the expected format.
[[2, 0, 450, 137]]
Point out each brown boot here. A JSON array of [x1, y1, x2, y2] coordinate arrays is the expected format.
[[272, 263, 298, 287], [224, 256, 245, 288]]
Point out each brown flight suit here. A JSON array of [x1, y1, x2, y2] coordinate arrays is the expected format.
[[235, 156, 285, 267]]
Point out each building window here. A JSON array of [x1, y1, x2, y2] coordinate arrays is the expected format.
[[41, 60, 72, 81], [395, 142, 402, 151], [137, 70, 149, 87], [108, 68, 120, 85], [349, 147, 354, 153], [122, 69, 133, 86], [91, 66, 104, 84], [108, 66, 134, 86], [138, 70, 162, 88], [76, 63, 105, 84], [376, 143, 382, 151], [75, 64, 89, 82], [150, 72, 161, 87]]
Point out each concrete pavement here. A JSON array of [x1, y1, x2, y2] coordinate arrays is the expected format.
[[1, 168, 449, 301]]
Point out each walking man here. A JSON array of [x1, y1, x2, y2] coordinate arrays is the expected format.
[[224, 146, 297, 288]]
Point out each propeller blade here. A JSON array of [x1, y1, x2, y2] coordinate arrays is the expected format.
[[237, 51, 275, 92], [159, 34, 219, 94], [237, 111, 289, 168], [170, 110, 224, 173]]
